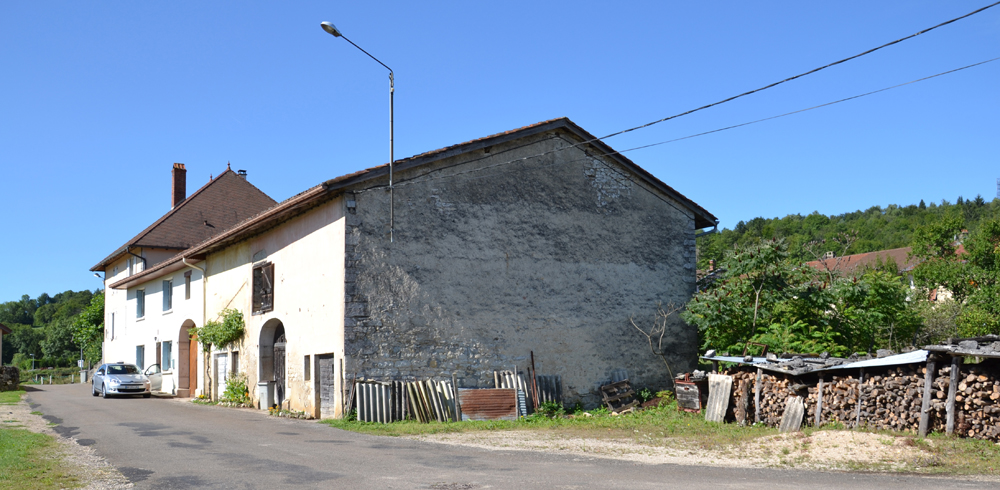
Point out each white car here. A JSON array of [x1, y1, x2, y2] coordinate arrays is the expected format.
[[92, 362, 153, 398]]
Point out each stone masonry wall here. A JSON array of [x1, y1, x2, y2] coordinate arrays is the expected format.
[[343, 128, 701, 407]]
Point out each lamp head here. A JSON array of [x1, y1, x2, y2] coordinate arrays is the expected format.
[[320, 22, 342, 37]]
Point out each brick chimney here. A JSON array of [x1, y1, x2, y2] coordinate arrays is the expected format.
[[172, 163, 187, 209]]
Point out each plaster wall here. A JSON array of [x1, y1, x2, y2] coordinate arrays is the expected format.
[[343, 129, 699, 407], [204, 196, 346, 417], [102, 261, 204, 395]]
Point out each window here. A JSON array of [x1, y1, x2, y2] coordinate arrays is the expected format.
[[184, 271, 192, 300], [304, 355, 311, 381], [136, 290, 145, 318], [162, 280, 173, 311], [136, 346, 145, 369], [231, 351, 239, 376], [110, 313, 115, 340], [252, 262, 274, 314], [162, 341, 172, 371]]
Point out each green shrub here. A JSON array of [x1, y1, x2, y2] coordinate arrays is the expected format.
[[220, 372, 251, 405]]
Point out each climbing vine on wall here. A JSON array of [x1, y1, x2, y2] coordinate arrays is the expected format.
[[189, 309, 245, 350]]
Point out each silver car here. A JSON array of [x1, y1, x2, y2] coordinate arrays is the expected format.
[[92, 363, 152, 398]]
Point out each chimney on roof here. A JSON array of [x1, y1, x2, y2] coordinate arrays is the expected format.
[[172, 163, 187, 209], [237, 169, 247, 179]]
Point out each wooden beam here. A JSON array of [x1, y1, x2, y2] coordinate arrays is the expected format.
[[946, 355, 963, 435], [854, 368, 864, 428], [919, 356, 937, 437], [754, 368, 762, 425], [815, 375, 824, 427]]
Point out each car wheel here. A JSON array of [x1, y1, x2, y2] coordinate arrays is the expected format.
[[143, 393, 151, 399], [92, 383, 98, 396], [102, 384, 109, 399]]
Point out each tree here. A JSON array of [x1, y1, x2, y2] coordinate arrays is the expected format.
[[72, 292, 104, 365], [682, 238, 825, 354]]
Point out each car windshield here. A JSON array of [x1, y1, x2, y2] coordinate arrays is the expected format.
[[107, 365, 140, 375]]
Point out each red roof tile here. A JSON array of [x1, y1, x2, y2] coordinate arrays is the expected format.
[[91, 169, 276, 271], [805, 247, 919, 274]]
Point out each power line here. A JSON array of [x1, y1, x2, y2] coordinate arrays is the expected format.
[[365, 2, 1000, 192], [608, 57, 1000, 155], [364, 56, 997, 195], [597, 1, 1000, 142]]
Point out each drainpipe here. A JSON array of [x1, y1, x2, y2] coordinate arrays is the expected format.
[[125, 247, 147, 273], [183, 256, 207, 398]]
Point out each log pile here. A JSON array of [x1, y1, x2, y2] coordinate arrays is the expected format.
[[722, 359, 1000, 442]]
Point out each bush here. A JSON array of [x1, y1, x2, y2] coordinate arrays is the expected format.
[[220, 372, 251, 405]]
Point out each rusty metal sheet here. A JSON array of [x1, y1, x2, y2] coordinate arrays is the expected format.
[[457, 388, 518, 421]]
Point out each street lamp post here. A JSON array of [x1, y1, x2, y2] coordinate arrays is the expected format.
[[320, 21, 395, 242]]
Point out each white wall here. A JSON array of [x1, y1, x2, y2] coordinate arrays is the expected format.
[[205, 196, 345, 416]]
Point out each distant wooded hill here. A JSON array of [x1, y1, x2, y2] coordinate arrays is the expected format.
[[0, 290, 98, 367], [697, 195, 999, 268]]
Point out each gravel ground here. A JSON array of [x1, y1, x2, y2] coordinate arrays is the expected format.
[[2, 393, 132, 489], [410, 428, 984, 474]]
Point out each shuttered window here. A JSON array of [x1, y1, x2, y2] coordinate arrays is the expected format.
[[162, 280, 173, 311], [136, 290, 145, 318], [252, 263, 274, 314]]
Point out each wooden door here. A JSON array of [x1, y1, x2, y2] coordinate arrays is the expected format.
[[215, 353, 228, 400], [318, 354, 335, 418], [274, 335, 286, 407], [189, 333, 198, 393]]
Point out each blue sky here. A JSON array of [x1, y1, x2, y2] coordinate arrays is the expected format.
[[2, 1, 997, 302]]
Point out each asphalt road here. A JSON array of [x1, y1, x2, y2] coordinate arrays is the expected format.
[[23, 384, 1000, 489]]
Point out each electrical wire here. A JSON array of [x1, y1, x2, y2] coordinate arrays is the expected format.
[[357, 2, 1000, 196], [357, 56, 998, 195]]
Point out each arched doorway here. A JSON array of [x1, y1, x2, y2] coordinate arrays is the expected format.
[[178, 320, 197, 398], [259, 319, 286, 408]]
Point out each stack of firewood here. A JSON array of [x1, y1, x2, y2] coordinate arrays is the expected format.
[[720, 362, 1000, 442]]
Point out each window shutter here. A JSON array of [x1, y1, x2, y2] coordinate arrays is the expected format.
[[263, 263, 274, 311], [252, 266, 263, 312]]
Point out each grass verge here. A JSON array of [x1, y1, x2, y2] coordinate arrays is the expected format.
[[0, 390, 26, 405], [0, 392, 80, 489], [321, 398, 1000, 475], [323, 399, 776, 450]]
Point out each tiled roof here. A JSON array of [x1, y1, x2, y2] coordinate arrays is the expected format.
[[109, 118, 718, 287], [805, 247, 920, 274], [91, 169, 276, 271]]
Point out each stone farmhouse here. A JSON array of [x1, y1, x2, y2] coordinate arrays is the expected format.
[[92, 118, 716, 418]]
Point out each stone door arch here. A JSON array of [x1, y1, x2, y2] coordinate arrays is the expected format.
[[259, 319, 286, 408]]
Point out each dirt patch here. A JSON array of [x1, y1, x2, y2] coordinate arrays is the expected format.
[[410, 429, 948, 472], [1, 394, 133, 489]]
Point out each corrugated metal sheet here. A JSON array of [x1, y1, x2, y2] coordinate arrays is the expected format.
[[535, 375, 562, 405], [458, 388, 518, 421], [824, 349, 929, 370], [700, 351, 930, 373]]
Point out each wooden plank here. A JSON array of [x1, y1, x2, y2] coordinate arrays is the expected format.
[[754, 368, 762, 424], [946, 355, 962, 435], [779, 396, 804, 433], [815, 375, 824, 427], [601, 390, 635, 403], [919, 356, 936, 437], [704, 373, 733, 423], [736, 379, 751, 426], [854, 368, 864, 428]]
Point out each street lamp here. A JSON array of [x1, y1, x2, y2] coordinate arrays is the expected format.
[[320, 21, 396, 242]]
